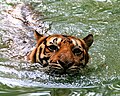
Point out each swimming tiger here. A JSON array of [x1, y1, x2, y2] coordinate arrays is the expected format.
[[27, 31, 93, 75]]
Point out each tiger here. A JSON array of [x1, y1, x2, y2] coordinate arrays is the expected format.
[[27, 31, 93, 75]]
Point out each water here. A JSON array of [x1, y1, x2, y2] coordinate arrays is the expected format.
[[0, 0, 120, 96]]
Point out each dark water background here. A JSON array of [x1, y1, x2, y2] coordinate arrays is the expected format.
[[0, 0, 120, 96]]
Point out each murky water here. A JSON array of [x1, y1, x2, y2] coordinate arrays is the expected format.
[[0, 0, 120, 96]]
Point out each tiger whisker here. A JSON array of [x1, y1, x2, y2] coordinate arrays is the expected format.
[[69, 66, 80, 70], [49, 63, 63, 69]]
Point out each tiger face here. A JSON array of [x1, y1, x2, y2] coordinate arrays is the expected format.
[[28, 31, 93, 75]]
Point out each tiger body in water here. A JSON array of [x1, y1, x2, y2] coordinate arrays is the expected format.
[[2, 3, 93, 75], [28, 31, 93, 75]]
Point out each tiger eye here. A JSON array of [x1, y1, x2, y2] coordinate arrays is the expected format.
[[72, 47, 82, 55], [48, 45, 59, 52]]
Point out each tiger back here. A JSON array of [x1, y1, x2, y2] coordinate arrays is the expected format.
[[28, 31, 93, 75]]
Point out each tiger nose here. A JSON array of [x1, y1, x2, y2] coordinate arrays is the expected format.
[[58, 60, 74, 69]]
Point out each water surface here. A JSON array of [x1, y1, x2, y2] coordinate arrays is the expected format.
[[0, 0, 120, 96]]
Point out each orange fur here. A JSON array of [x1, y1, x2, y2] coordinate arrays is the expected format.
[[27, 31, 93, 74]]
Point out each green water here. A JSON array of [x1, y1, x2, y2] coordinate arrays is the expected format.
[[0, 0, 120, 96]]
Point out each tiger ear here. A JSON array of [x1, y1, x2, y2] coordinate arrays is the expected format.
[[83, 34, 93, 48], [34, 30, 45, 42]]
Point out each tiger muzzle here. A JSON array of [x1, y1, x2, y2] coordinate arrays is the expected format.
[[58, 60, 74, 70], [49, 47, 77, 74]]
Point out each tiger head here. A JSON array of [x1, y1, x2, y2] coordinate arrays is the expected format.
[[27, 31, 93, 75]]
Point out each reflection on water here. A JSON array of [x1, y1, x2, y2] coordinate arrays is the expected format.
[[0, 0, 120, 96]]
